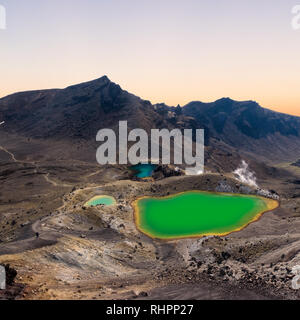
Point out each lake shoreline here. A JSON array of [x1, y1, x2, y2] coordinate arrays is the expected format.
[[132, 190, 279, 241], [84, 195, 117, 207]]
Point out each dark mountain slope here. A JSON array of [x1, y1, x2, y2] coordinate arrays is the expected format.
[[0, 76, 170, 140], [1, 77, 300, 165], [182, 98, 300, 162]]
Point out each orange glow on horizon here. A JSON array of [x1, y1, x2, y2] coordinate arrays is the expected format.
[[0, 1, 299, 117], [0, 75, 300, 117]]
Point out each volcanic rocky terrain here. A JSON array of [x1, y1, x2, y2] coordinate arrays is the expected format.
[[0, 76, 300, 300]]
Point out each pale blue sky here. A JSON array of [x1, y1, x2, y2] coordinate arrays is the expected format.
[[1, 0, 300, 115]]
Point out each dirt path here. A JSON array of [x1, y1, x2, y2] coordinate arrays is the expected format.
[[0, 144, 73, 188], [0, 193, 70, 255], [0, 146, 19, 163], [43, 173, 73, 188], [85, 169, 102, 179], [0, 174, 111, 255]]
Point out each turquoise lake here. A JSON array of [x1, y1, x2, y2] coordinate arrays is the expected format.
[[130, 164, 157, 178], [85, 196, 116, 207]]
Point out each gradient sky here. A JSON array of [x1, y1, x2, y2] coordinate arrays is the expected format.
[[0, 0, 300, 115]]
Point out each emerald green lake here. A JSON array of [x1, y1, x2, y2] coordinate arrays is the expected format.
[[133, 191, 278, 239], [130, 164, 157, 178], [85, 195, 116, 207]]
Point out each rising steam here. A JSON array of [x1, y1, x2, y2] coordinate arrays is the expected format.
[[233, 160, 258, 188]]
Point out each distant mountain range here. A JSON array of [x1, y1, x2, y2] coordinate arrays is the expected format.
[[1, 76, 300, 166]]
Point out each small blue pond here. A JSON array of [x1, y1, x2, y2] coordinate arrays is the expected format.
[[130, 164, 157, 178], [85, 196, 116, 207]]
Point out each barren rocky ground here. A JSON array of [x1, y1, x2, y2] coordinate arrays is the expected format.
[[1, 78, 300, 300], [0, 137, 300, 300]]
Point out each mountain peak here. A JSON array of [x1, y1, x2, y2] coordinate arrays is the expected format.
[[66, 75, 112, 91], [215, 97, 234, 103], [96, 75, 110, 82]]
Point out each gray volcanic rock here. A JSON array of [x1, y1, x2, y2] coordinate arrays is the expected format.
[[215, 180, 234, 193], [1, 76, 300, 166], [181, 98, 300, 162], [0, 76, 171, 140], [292, 159, 300, 167]]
